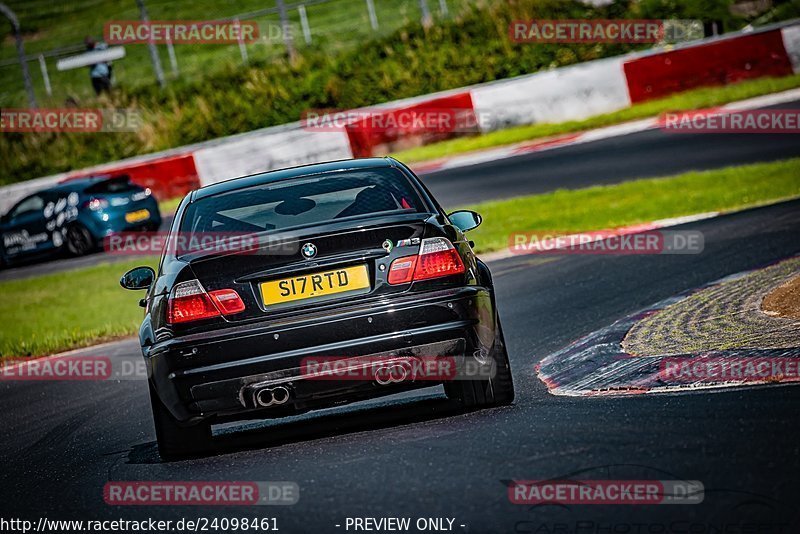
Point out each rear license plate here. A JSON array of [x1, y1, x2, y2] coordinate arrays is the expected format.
[[261, 265, 370, 306], [125, 209, 150, 223]]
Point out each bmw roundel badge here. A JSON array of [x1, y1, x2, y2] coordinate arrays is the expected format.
[[301, 242, 317, 259]]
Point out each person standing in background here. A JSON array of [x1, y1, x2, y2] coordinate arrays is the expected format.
[[84, 36, 112, 95]]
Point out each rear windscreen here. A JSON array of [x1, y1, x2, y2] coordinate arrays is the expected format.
[[178, 168, 427, 239], [85, 176, 137, 194]]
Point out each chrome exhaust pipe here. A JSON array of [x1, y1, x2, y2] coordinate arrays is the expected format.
[[272, 386, 290, 405], [374, 361, 413, 385], [255, 388, 274, 407], [253, 385, 291, 407]]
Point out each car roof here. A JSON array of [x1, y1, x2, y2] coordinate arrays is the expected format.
[[45, 175, 121, 194], [192, 157, 403, 201], [4, 175, 134, 216]]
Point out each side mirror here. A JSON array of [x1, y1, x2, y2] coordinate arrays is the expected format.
[[448, 210, 482, 232], [120, 266, 155, 290]]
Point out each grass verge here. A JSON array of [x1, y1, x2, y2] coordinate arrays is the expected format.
[[158, 196, 183, 216], [466, 158, 800, 253], [391, 74, 800, 163], [0, 257, 157, 358], [2, 158, 799, 357]]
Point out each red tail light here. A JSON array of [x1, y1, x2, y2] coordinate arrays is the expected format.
[[167, 280, 245, 324], [387, 237, 465, 285], [387, 257, 418, 285], [83, 198, 109, 211], [209, 288, 246, 315], [414, 245, 465, 280]]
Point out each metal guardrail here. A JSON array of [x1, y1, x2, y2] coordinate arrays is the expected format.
[[3, 4, 797, 107], [0, 0, 439, 68], [0, 0, 454, 105], [0, 43, 86, 68]]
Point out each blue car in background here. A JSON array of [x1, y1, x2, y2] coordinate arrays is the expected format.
[[0, 175, 161, 267]]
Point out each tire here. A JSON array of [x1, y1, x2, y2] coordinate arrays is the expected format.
[[445, 315, 515, 409], [149, 382, 213, 458], [65, 223, 95, 256]]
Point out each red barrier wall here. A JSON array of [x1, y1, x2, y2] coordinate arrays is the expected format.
[[345, 92, 476, 158], [623, 30, 794, 103], [66, 153, 200, 201]]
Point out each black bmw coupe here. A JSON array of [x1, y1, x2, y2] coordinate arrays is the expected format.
[[121, 157, 514, 457]]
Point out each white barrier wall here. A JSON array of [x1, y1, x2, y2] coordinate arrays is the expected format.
[[194, 126, 353, 186], [4, 20, 798, 211], [782, 25, 800, 73], [470, 56, 632, 132]]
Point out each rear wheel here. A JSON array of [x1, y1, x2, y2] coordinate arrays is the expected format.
[[65, 223, 95, 256], [149, 382, 213, 458], [445, 316, 515, 409]]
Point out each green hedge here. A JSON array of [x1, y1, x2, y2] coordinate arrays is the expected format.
[[1, 0, 775, 185]]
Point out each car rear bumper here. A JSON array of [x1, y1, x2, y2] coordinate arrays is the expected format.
[[145, 285, 497, 423], [84, 200, 162, 238]]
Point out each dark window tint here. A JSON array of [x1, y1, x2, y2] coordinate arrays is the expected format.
[[179, 168, 425, 239], [85, 176, 137, 194], [9, 195, 44, 219]]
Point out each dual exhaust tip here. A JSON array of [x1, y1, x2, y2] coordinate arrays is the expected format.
[[254, 385, 291, 407], [374, 360, 414, 386], [247, 359, 416, 408]]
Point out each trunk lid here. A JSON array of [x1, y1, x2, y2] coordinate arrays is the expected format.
[[186, 213, 431, 322]]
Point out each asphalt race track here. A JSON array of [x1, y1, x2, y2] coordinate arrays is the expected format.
[[2, 196, 799, 531], [422, 99, 800, 206], [2, 99, 799, 282]]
